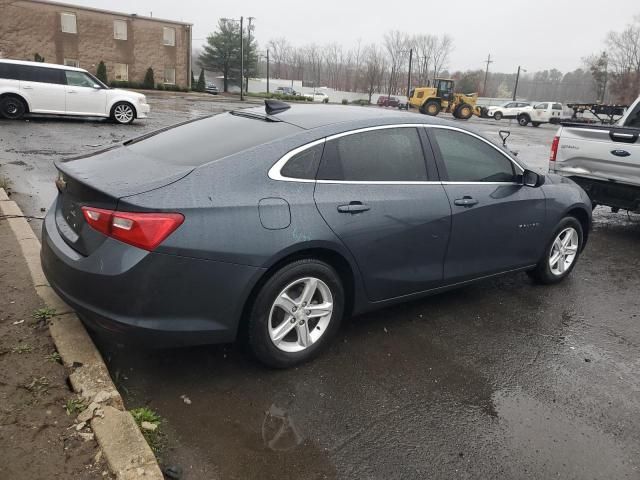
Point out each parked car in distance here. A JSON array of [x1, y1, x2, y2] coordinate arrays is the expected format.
[[41, 101, 592, 368], [487, 101, 531, 121], [0, 59, 150, 124], [519, 102, 566, 127], [205, 82, 218, 95], [275, 86, 297, 96], [303, 91, 329, 103], [550, 95, 640, 213], [377, 95, 400, 107]]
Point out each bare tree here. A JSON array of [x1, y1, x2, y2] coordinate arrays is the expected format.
[[412, 34, 436, 85], [267, 37, 292, 79], [604, 15, 640, 102], [431, 34, 453, 81], [364, 44, 385, 102], [384, 30, 409, 96]]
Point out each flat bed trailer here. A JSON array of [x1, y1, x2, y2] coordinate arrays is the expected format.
[[565, 103, 628, 125]]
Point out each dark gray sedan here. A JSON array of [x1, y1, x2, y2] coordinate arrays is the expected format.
[[41, 101, 592, 368]]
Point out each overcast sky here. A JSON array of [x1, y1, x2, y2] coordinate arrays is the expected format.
[[67, 0, 636, 73]]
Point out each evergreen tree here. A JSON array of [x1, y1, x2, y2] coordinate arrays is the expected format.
[[191, 69, 196, 90], [143, 68, 155, 89], [96, 61, 108, 83], [196, 69, 206, 92], [199, 19, 258, 92]]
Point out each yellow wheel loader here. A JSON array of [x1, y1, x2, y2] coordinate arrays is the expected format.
[[408, 78, 480, 120]]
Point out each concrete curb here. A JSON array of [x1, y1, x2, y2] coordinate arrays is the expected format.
[[0, 189, 163, 480]]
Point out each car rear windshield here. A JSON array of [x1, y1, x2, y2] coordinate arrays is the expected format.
[[125, 112, 302, 166]]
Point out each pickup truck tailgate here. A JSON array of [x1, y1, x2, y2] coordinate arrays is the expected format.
[[551, 125, 640, 186]]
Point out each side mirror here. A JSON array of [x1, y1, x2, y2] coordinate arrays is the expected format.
[[523, 169, 545, 187], [92, 84, 101, 89]]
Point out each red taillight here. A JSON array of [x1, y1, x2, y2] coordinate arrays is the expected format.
[[550, 136, 560, 162], [81, 207, 184, 251]]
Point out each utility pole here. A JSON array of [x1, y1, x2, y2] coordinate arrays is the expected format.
[[513, 65, 521, 101], [239, 16, 244, 101], [482, 53, 493, 97], [266, 49, 270, 93], [406, 48, 413, 100], [246, 17, 254, 94], [601, 53, 608, 103]]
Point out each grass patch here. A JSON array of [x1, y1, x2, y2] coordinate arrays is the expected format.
[[11, 344, 33, 354], [32, 307, 56, 322], [130, 407, 166, 454], [0, 175, 11, 191], [65, 397, 87, 416], [46, 351, 62, 363]]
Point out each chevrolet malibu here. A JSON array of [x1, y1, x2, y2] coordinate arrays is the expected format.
[[41, 101, 592, 368]]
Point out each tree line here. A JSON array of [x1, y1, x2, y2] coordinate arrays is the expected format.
[[198, 15, 640, 105]]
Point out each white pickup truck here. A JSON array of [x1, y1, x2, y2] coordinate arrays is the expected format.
[[549, 96, 640, 212], [518, 102, 567, 127]]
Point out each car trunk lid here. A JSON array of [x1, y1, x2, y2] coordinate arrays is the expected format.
[[54, 146, 193, 256]]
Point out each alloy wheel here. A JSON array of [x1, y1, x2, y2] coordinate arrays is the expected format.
[[268, 277, 333, 353], [113, 104, 134, 123], [548, 227, 579, 276]]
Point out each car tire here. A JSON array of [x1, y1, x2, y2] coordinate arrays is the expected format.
[[110, 102, 136, 125], [493, 111, 503, 121], [421, 100, 441, 116], [247, 259, 345, 368], [518, 114, 530, 126], [527, 216, 583, 285], [532, 122, 541, 127], [0, 95, 27, 120]]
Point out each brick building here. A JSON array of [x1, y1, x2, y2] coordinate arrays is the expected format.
[[0, 0, 192, 88]]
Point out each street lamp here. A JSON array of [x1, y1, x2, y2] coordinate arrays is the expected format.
[[513, 66, 527, 101]]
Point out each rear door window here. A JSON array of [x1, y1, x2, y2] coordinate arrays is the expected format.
[[552, 103, 563, 110], [0, 63, 19, 80], [431, 128, 516, 183], [317, 127, 427, 181], [19, 65, 65, 84]]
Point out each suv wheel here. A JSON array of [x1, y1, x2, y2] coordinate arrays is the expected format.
[[0, 95, 26, 120], [493, 111, 503, 121], [248, 259, 344, 368], [111, 102, 135, 124], [528, 217, 583, 284], [518, 114, 530, 126]]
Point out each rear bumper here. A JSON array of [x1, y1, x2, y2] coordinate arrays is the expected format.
[[41, 200, 264, 347]]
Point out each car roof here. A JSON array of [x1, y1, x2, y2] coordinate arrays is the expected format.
[[0, 58, 86, 73], [240, 103, 448, 130]]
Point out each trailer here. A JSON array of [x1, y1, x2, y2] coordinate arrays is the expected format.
[[565, 103, 628, 125]]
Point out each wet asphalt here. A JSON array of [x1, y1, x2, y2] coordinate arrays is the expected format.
[[1, 95, 639, 479]]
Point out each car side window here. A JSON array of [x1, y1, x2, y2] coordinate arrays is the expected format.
[[18, 66, 65, 84], [280, 143, 324, 180], [317, 127, 427, 182], [0, 63, 19, 80], [534, 103, 548, 110], [65, 71, 96, 87], [552, 103, 562, 110], [431, 128, 516, 183]]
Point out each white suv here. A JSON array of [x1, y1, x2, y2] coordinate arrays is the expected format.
[[0, 59, 150, 124]]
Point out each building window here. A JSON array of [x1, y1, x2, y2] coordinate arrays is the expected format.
[[163, 27, 176, 46], [113, 20, 127, 40], [63, 58, 79, 67], [163, 67, 176, 84], [60, 12, 77, 33], [113, 63, 128, 81]]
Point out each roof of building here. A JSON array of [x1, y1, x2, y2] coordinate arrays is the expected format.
[[27, 0, 192, 26]]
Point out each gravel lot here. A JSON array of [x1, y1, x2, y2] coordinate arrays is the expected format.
[[1, 93, 638, 479]]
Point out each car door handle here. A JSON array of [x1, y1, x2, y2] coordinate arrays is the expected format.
[[67, 90, 77, 94], [22, 85, 33, 90], [454, 196, 478, 207], [337, 202, 370, 213]]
